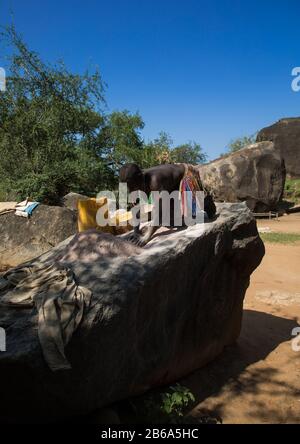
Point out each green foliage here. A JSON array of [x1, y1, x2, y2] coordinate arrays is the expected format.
[[0, 176, 17, 201], [284, 178, 300, 204], [141, 132, 207, 168], [96, 110, 145, 168], [160, 384, 195, 419], [0, 24, 109, 203], [260, 232, 300, 245], [171, 142, 207, 164], [0, 24, 206, 204], [227, 134, 256, 153], [130, 384, 195, 424]]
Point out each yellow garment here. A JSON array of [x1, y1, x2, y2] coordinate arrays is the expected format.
[[78, 197, 113, 234], [77, 198, 132, 235]]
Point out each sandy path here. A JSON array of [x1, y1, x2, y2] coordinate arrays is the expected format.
[[257, 213, 300, 234], [184, 215, 300, 424]]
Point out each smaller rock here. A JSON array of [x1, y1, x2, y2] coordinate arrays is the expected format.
[[0, 204, 77, 267], [62, 192, 89, 211]]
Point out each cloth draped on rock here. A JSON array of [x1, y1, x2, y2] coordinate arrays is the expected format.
[[0, 262, 92, 371], [0, 201, 17, 215], [179, 164, 204, 218]]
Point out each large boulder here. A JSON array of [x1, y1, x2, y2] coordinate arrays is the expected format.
[[257, 117, 300, 178], [0, 202, 264, 422], [198, 141, 286, 212], [0, 204, 77, 268]]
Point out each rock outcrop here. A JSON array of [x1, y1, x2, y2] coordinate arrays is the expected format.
[[257, 117, 300, 178], [0, 204, 77, 268], [198, 142, 285, 212], [0, 202, 264, 422]]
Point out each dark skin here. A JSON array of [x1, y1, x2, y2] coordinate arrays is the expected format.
[[119, 163, 216, 246]]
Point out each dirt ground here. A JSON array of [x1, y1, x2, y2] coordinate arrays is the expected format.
[[184, 213, 300, 424]]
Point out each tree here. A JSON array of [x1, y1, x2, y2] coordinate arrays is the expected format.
[[0, 24, 107, 203], [227, 134, 256, 153], [141, 133, 207, 168], [0, 24, 207, 202], [171, 142, 207, 164], [141, 132, 173, 168], [96, 110, 145, 170]]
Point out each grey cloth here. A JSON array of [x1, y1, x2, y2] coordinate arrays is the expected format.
[[0, 263, 92, 371]]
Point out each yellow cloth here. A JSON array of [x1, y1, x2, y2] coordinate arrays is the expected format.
[[77, 198, 132, 235], [78, 197, 111, 233]]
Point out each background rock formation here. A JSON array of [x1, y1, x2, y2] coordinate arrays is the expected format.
[[198, 142, 285, 212], [0, 204, 77, 268], [0, 203, 264, 422], [257, 117, 300, 178]]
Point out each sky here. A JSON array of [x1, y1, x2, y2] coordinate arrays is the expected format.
[[1, 0, 300, 160]]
